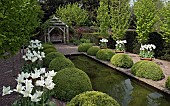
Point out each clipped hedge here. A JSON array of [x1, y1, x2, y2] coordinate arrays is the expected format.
[[53, 68, 92, 101], [87, 46, 100, 56], [67, 91, 120, 106], [43, 48, 57, 56], [78, 43, 93, 52], [110, 54, 133, 68], [49, 57, 75, 72], [96, 49, 115, 61], [42, 43, 56, 50], [131, 60, 164, 81], [166, 76, 170, 89], [43, 52, 65, 67]]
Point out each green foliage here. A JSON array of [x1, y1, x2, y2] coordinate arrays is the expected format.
[[42, 43, 55, 50], [21, 62, 42, 73], [0, 0, 43, 58], [110, 0, 131, 40], [43, 48, 57, 55], [43, 52, 65, 67], [159, 2, 170, 43], [96, 49, 115, 61], [131, 60, 164, 81], [165, 76, 170, 89], [49, 57, 75, 72], [78, 43, 93, 52], [56, 3, 89, 27], [133, 0, 158, 44], [97, 0, 110, 37], [87, 46, 100, 56], [67, 91, 120, 106], [110, 54, 133, 68], [52, 67, 92, 101]]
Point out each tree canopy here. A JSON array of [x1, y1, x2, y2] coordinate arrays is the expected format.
[[0, 0, 43, 58]]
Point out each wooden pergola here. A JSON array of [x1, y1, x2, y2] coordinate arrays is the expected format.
[[45, 15, 69, 44]]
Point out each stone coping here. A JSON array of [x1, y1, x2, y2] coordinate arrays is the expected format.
[[66, 53, 170, 95]]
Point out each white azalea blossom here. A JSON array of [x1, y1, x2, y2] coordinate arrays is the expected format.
[[2, 86, 13, 96]]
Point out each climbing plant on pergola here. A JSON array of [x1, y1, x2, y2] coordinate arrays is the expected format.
[[44, 15, 69, 44]]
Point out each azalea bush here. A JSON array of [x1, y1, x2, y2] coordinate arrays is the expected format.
[[99, 38, 108, 49], [22, 40, 45, 73], [2, 68, 56, 106], [115, 40, 127, 52], [139, 44, 156, 58]]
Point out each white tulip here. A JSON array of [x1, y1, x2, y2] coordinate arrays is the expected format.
[[16, 74, 25, 83], [13, 83, 25, 93], [2, 86, 13, 96]]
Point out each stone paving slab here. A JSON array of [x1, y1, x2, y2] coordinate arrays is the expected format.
[[55, 44, 170, 95]]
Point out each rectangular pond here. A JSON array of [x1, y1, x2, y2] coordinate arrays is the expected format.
[[69, 55, 170, 106]]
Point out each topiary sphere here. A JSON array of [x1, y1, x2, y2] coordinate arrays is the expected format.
[[43, 48, 57, 55], [67, 91, 120, 106], [53, 68, 93, 101], [43, 52, 65, 67], [131, 60, 164, 81], [87, 46, 100, 56], [165, 76, 170, 89], [110, 54, 133, 68], [96, 49, 115, 61], [49, 57, 75, 72], [78, 43, 93, 52], [42, 43, 56, 50]]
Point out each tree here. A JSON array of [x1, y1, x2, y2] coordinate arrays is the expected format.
[[133, 0, 158, 44], [110, 0, 131, 41], [0, 0, 43, 58], [97, 0, 110, 38], [56, 3, 88, 27], [160, 2, 170, 43]]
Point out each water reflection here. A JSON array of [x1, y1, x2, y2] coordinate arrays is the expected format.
[[70, 55, 170, 106], [147, 92, 163, 106]]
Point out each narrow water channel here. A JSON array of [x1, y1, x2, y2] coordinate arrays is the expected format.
[[70, 55, 170, 106]]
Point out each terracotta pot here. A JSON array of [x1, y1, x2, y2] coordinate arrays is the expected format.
[[140, 58, 153, 61], [115, 51, 125, 53]]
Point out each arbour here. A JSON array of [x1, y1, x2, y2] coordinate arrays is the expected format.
[[44, 15, 69, 44]]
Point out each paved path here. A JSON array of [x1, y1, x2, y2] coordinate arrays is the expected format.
[[55, 44, 170, 95]]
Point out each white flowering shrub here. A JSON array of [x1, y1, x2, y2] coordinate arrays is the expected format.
[[115, 40, 127, 51], [2, 68, 57, 105], [139, 44, 156, 58]]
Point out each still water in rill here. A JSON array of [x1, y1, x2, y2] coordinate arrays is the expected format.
[[70, 55, 170, 106]]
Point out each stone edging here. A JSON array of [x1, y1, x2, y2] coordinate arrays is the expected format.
[[67, 52, 170, 95]]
